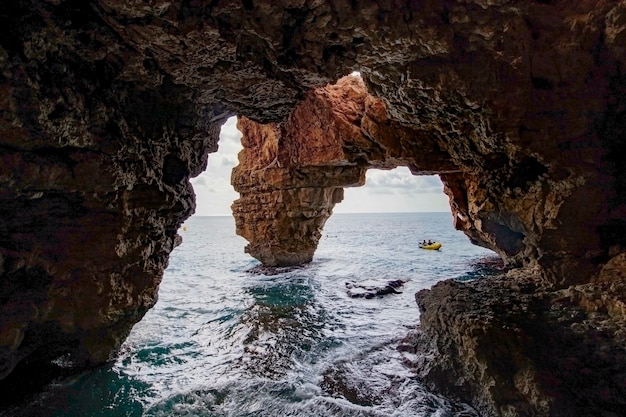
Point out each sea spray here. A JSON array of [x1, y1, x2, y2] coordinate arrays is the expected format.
[[2, 213, 496, 417]]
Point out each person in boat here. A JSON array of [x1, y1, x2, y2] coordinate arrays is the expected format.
[[427, 240, 433, 245]]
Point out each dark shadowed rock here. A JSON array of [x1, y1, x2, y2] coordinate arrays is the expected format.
[[345, 279, 407, 299], [406, 259, 626, 417]]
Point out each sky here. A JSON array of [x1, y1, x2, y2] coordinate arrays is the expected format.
[[190, 117, 451, 216]]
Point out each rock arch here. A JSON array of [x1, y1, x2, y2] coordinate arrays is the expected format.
[[231, 75, 460, 266], [1, 1, 626, 415]]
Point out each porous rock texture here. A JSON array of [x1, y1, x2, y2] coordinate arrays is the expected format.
[[403, 255, 626, 417], [231, 76, 457, 265], [1, 1, 626, 416]]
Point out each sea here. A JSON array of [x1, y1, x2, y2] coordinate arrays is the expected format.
[[3, 212, 500, 417]]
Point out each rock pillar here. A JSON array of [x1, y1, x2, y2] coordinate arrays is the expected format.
[[231, 76, 459, 267], [231, 115, 365, 266]]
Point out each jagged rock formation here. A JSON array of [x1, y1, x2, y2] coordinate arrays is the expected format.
[[0, 0, 224, 387], [231, 76, 456, 265], [230, 85, 365, 265], [403, 256, 626, 417], [1, 1, 626, 416]]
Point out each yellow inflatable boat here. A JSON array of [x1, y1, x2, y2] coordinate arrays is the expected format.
[[419, 242, 442, 250]]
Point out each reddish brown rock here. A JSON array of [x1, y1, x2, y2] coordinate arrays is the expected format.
[[231, 92, 366, 266], [231, 76, 458, 266]]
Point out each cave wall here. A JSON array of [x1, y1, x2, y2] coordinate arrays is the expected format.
[[0, 1, 626, 415], [0, 0, 225, 381]]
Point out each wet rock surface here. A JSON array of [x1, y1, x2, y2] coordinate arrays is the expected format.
[[406, 257, 626, 417], [345, 279, 407, 299]]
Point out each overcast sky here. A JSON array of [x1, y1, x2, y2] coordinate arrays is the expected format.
[[190, 117, 451, 216]]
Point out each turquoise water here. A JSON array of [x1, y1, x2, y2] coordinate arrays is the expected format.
[[2, 213, 497, 416]]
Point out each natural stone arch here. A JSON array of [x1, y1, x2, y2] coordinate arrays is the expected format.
[[231, 75, 461, 266]]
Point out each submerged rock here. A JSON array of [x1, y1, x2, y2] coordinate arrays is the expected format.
[[345, 279, 407, 299], [245, 264, 305, 276]]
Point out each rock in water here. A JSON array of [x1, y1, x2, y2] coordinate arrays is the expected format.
[[345, 279, 407, 299]]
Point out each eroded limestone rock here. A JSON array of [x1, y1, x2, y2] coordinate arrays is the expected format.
[[408, 260, 626, 417], [231, 91, 366, 265], [231, 76, 458, 266], [0, 0, 225, 387]]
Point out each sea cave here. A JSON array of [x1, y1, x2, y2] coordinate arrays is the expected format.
[[1, 1, 626, 416]]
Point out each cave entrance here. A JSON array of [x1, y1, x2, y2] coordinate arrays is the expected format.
[[189, 116, 242, 216], [115, 161, 497, 417], [107, 99, 499, 417]]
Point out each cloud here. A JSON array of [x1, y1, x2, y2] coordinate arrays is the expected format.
[[188, 117, 243, 216], [221, 155, 239, 166], [191, 176, 208, 187], [205, 153, 237, 170], [333, 166, 450, 213], [215, 118, 244, 154], [364, 167, 444, 195]]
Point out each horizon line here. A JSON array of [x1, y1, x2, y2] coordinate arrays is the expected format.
[[190, 210, 452, 217]]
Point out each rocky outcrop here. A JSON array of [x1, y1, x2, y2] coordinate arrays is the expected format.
[[405, 256, 626, 417], [0, 0, 225, 387], [231, 76, 456, 265], [1, 1, 626, 416], [230, 81, 366, 265], [345, 279, 406, 299]]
